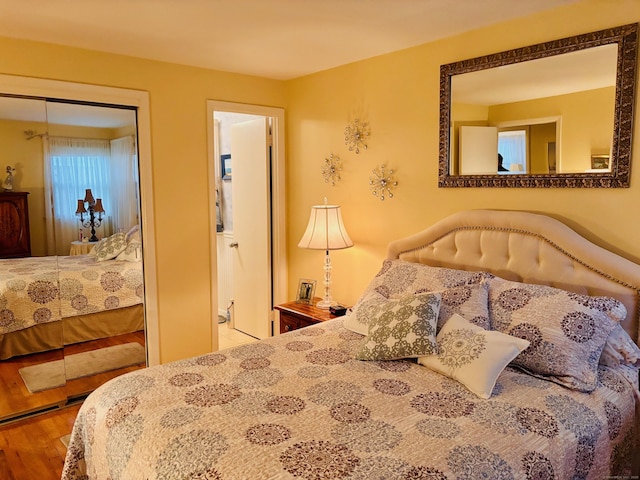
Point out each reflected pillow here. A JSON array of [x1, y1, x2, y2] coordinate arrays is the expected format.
[[94, 232, 127, 261], [355, 292, 440, 361], [487, 276, 625, 392], [344, 259, 489, 335], [125, 224, 141, 243], [116, 239, 142, 262], [419, 313, 530, 399], [88, 239, 102, 257]]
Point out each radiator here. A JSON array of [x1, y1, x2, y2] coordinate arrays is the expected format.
[[216, 232, 235, 317]]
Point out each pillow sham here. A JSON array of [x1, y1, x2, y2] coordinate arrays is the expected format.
[[116, 239, 142, 262], [87, 239, 102, 257], [437, 281, 490, 332], [355, 292, 441, 361], [599, 324, 640, 368], [94, 232, 127, 262], [419, 313, 529, 399], [125, 224, 141, 243], [487, 276, 626, 392], [344, 259, 489, 335]]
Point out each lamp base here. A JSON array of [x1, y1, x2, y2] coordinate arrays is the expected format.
[[316, 298, 337, 309]]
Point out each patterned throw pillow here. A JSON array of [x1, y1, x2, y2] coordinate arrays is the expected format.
[[94, 232, 127, 262], [116, 239, 142, 262], [487, 276, 626, 392], [344, 259, 489, 335], [355, 292, 441, 361], [419, 313, 530, 399]]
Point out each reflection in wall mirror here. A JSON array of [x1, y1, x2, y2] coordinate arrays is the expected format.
[[439, 23, 638, 188], [0, 94, 145, 423]]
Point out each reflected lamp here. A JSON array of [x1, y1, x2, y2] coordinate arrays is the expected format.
[[75, 188, 105, 242]]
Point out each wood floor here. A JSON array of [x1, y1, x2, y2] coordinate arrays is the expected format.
[[0, 331, 145, 422], [0, 403, 81, 480], [0, 331, 146, 480]]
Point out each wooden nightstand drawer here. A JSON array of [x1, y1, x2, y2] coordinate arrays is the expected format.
[[275, 297, 338, 334]]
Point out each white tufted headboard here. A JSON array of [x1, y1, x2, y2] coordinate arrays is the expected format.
[[387, 209, 640, 345]]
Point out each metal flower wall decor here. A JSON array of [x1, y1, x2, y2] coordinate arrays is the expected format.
[[344, 118, 369, 154], [369, 164, 398, 201], [321, 153, 342, 186]]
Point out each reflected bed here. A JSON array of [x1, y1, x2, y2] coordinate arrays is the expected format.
[[0, 254, 144, 360]]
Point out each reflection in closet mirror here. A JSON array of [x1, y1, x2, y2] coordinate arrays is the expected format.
[[0, 94, 146, 423], [439, 23, 638, 188]]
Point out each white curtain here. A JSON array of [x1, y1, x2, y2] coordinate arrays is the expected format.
[[498, 130, 527, 173], [110, 136, 139, 233], [45, 137, 112, 255]]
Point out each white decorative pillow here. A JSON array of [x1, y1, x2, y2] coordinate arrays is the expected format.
[[487, 276, 625, 392], [419, 314, 530, 399], [116, 239, 142, 262], [344, 259, 489, 335], [94, 232, 127, 261], [355, 292, 441, 361]]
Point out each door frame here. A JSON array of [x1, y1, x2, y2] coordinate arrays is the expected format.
[[206, 100, 287, 348]]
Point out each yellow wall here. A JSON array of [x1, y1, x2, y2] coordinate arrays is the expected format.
[[284, 0, 640, 308], [2, 0, 639, 363], [0, 36, 287, 363], [529, 122, 557, 174]]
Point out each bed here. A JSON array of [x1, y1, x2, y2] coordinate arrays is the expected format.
[[62, 210, 639, 479], [0, 232, 144, 360]]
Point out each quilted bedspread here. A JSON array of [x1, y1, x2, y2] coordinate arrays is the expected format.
[[0, 255, 143, 335], [63, 319, 637, 480]]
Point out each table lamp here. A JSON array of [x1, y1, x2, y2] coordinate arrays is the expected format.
[[298, 198, 353, 308]]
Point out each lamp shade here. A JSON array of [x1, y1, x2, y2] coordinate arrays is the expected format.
[[93, 198, 105, 213], [298, 203, 353, 250], [75, 199, 87, 214], [84, 188, 95, 205]]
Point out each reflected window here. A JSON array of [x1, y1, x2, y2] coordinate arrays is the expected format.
[[498, 131, 527, 173]]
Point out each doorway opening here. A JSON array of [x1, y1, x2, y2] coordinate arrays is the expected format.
[[206, 101, 286, 350]]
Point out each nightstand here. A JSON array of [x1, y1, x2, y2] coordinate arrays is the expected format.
[[274, 297, 340, 334], [69, 240, 96, 256]]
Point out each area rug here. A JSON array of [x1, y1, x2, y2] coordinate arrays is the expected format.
[[60, 434, 71, 449], [18, 342, 146, 394]]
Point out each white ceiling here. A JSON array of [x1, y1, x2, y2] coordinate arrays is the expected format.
[[0, 0, 580, 81]]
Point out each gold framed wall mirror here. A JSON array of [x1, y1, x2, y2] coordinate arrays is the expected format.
[[439, 23, 638, 188], [0, 91, 148, 423]]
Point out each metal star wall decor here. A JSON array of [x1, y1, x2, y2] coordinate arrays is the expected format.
[[344, 118, 369, 154], [321, 153, 342, 186], [369, 164, 398, 200]]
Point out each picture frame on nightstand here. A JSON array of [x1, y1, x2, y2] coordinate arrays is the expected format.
[[296, 278, 316, 304]]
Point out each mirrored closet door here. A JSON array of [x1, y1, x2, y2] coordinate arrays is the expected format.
[[0, 94, 146, 422]]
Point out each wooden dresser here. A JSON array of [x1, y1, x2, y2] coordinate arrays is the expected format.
[[0, 191, 31, 258]]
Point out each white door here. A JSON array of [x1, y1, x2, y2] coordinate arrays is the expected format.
[[459, 126, 498, 174], [230, 117, 271, 339]]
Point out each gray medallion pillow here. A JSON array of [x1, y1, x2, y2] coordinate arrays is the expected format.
[[344, 259, 490, 335], [487, 276, 626, 392], [355, 291, 441, 361]]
